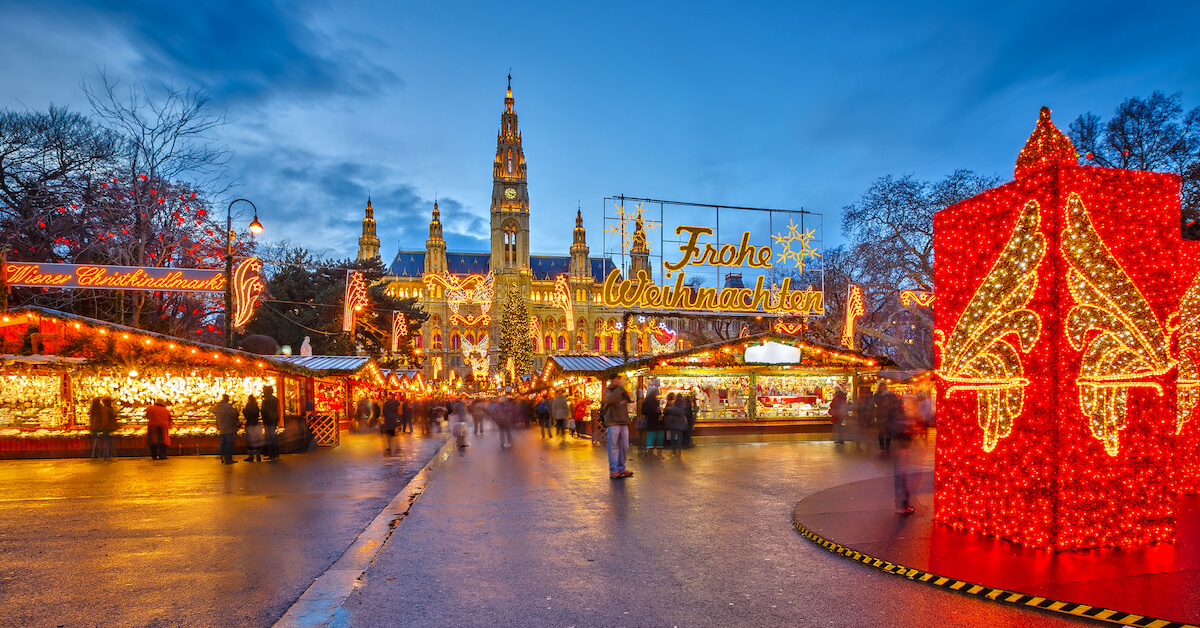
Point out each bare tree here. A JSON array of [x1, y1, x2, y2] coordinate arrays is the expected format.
[[842, 170, 1000, 369], [82, 72, 233, 327], [1069, 91, 1200, 222]]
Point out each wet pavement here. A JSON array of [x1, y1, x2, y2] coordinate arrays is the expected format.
[[0, 432, 447, 628], [332, 430, 1087, 627]]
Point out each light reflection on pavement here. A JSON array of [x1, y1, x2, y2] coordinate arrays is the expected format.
[[0, 432, 447, 628], [335, 430, 1087, 628]]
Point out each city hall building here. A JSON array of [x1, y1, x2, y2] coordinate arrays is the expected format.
[[354, 79, 749, 383]]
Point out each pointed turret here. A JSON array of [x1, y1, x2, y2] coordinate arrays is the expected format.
[[424, 200, 447, 274], [569, 208, 590, 279], [629, 218, 651, 281], [357, 197, 381, 261], [490, 74, 531, 275], [1015, 107, 1078, 179]]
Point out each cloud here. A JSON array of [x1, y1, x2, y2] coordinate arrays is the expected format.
[[48, 0, 400, 104]]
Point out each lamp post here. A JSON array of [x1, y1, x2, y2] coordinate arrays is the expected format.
[[225, 199, 263, 348]]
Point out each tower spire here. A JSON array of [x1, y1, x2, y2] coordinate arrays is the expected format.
[[357, 197, 380, 261]]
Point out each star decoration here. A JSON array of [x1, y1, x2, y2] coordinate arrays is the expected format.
[[605, 202, 661, 254], [772, 219, 822, 271]]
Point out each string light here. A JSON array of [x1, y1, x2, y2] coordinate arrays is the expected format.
[[933, 107, 1182, 550]]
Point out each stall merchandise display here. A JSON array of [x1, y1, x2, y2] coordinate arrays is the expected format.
[[656, 375, 749, 420]]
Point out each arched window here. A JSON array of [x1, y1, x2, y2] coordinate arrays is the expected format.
[[451, 332, 461, 351], [466, 332, 475, 344], [557, 335, 566, 350], [605, 337, 613, 353], [415, 335, 423, 349], [433, 332, 443, 350], [594, 336, 600, 351], [544, 335, 553, 352], [576, 334, 585, 350]]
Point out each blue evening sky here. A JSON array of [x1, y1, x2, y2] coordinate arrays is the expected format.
[[1, 0, 1197, 263]]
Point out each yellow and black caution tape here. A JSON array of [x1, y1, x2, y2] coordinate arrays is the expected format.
[[792, 519, 1198, 628]]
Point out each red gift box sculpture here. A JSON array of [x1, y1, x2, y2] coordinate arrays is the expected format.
[[933, 107, 1198, 550]]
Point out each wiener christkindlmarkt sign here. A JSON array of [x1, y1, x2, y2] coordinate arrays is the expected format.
[[600, 198, 824, 315], [933, 107, 1200, 551], [7, 261, 231, 292], [4, 258, 266, 328]]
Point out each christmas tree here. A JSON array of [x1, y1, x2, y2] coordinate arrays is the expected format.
[[497, 284, 533, 383]]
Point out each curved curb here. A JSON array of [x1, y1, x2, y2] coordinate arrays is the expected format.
[[273, 437, 456, 628], [792, 516, 1198, 628]]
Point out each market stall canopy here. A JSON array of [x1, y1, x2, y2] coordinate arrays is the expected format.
[[1, 354, 87, 366], [0, 306, 381, 382], [605, 332, 884, 378], [541, 354, 634, 383]]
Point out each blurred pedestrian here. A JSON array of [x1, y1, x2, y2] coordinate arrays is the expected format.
[[470, 398, 487, 435], [496, 397, 514, 449], [145, 399, 172, 460], [573, 394, 590, 441], [450, 398, 469, 451], [88, 397, 113, 460], [684, 394, 696, 448], [536, 394, 551, 438], [401, 396, 414, 434], [551, 390, 569, 440], [214, 394, 240, 464], [243, 395, 263, 462], [890, 392, 919, 514], [262, 386, 280, 461], [641, 387, 663, 457], [100, 397, 117, 459], [602, 374, 633, 479], [664, 393, 688, 457], [354, 396, 371, 433], [382, 394, 400, 456], [873, 383, 893, 454], [370, 398, 382, 430], [830, 385, 849, 444]]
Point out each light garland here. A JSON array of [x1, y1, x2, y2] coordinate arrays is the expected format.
[[231, 257, 265, 328], [841, 284, 865, 349], [933, 106, 1182, 550], [343, 271, 369, 332], [551, 274, 574, 331]]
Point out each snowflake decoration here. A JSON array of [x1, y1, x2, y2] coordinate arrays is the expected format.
[[605, 202, 661, 254], [772, 219, 821, 272]]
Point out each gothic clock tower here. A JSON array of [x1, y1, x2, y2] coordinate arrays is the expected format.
[[489, 74, 530, 278]]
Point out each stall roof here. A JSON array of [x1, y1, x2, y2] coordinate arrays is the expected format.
[[547, 355, 630, 375], [0, 306, 381, 381], [605, 332, 884, 377], [1, 354, 88, 365], [269, 355, 372, 374]]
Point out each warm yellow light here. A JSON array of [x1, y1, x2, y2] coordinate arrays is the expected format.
[[144, 339, 151, 345], [248, 213, 264, 235], [191, 349, 197, 354], [73, 323, 80, 329], [100, 329, 107, 334], [122, 334, 129, 339], [128, 369, 138, 377], [168, 344, 175, 349]]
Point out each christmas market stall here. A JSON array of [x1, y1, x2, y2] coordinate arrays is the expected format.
[[0, 306, 383, 457], [606, 332, 880, 440], [268, 355, 389, 444], [541, 354, 631, 437]]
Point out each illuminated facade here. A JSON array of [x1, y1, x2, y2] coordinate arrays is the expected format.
[[358, 78, 749, 381]]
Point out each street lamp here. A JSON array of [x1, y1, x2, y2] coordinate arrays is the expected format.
[[225, 199, 262, 348]]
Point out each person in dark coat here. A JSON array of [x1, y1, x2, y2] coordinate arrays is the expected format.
[[370, 399, 382, 430], [641, 387, 664, 457], [382, 394, 401, 455], [214, 394, 240, 464], [145, 399, 172, 460], [664, 394, 688, 456], [401, 397, 414, 434], [243, 395, 263, 462], [830, 386, 849, 444], [262, 386, 280, 461], [684, 394, 696, 448]]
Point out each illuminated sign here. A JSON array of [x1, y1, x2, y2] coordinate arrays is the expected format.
[[391, 311, 408, 353], [551, 274, 574, 330], [343, 271, 368, 332], [231, 258, 265, 328], [602, 269, 823, 315], [6, 262, 227, 292], [841, 284, 865, 349], [599, 206, 824, 314], [901, 290, 934, 307]]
